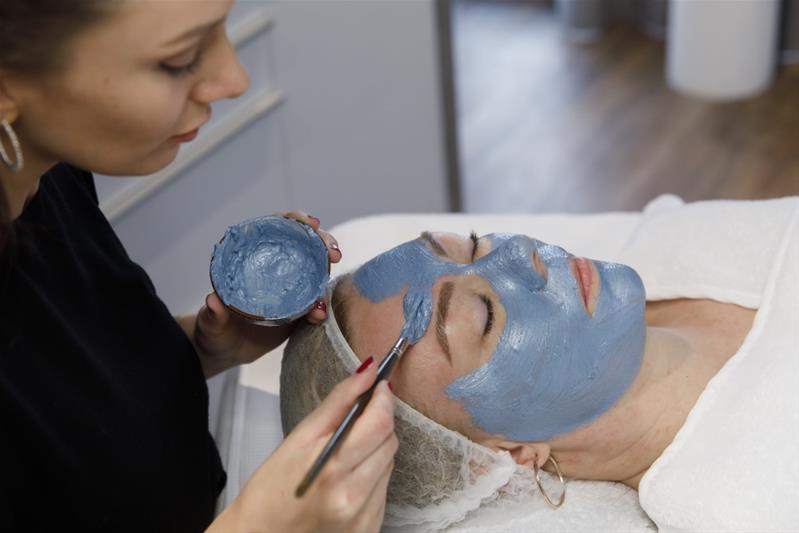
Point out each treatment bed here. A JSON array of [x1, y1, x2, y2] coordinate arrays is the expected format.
[[208, 195, 799, 532]]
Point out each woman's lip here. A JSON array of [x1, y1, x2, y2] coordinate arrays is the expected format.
[[172, 128, 199, 143], [571, 257, 595, 313], [174, 110, 211, 142]]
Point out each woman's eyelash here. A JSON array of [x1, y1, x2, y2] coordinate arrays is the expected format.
[[161, 52, 203, 77], [480, 294, 494, 337], [469, 230, 479, 261]]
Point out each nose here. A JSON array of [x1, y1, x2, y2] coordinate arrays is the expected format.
[[192, 37, 250, 104], [532, 249, 548, 280], [489, 235, 547, 290]]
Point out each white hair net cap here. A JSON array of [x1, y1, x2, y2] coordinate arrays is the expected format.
[[317, 279, 549, 532]]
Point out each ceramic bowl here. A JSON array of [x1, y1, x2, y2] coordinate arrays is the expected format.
[[210, 216, 329, 325]]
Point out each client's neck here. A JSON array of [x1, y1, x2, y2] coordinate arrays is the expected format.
[[615, 327, 701, 489], [550, 326, 706, 489]]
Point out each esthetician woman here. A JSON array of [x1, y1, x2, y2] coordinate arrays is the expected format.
[[0, 1, 396, 531]]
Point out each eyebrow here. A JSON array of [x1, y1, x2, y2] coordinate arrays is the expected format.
[[435, 281, 454, 366], [420, 231, 448, 257], [164, 16, 226, 47]]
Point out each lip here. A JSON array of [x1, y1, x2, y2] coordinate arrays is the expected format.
[[172, 110, 211, 143], [571, 257, 597, 314], [172, 127, 200, 143]]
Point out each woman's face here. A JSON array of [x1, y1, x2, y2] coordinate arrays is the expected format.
[[8, 0, 248, 176], [343, 231, 646, 442]]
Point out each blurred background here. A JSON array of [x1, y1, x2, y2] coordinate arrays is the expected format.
[[454, 0, 799, 212], [93, 0, 798, 314]]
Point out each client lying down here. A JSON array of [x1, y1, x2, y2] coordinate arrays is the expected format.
[[280, 202, 798, 532]]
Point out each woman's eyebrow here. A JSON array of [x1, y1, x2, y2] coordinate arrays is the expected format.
[[420, 231, 448, 257], [163, 16, 226, 47], [435, 281, 454, 366]]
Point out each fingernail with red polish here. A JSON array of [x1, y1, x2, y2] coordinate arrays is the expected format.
[[356, 356, 374, 374], [308, 215, 320, 225], [314, 300, 327, 313], [387, 382, 394, 393]]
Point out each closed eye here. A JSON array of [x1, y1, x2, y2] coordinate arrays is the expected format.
[[470, 230, 479, 262], [161, 52, 203, 76], [480, 294, 494, 337]]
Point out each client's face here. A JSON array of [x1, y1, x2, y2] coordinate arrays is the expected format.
[[343, 232, 646, 443]]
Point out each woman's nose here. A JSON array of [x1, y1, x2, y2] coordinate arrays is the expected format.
[[192, 39, 250, 104], [495, 236, 547, 289]]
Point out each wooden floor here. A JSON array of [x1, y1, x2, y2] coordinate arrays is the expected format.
[[452, 0, 799, 213]]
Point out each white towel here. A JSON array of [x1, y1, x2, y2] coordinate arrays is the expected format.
[[636, 199, 799, 531]]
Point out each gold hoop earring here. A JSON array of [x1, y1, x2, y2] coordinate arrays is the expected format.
[[0, 116, 24, 173], [533, 455, 566, 509]]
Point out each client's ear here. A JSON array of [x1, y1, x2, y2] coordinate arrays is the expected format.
[[481, 438, 551, 469]]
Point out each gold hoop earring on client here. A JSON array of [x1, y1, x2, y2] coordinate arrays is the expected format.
[[0, 115, 24, 173], [533, 455, 566, 509]]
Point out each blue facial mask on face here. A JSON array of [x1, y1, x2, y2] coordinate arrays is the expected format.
[[353, 234, 646, 441]]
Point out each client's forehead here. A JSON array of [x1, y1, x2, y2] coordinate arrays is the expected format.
[[344, 275, 479, 432], [340, 278, 407, 361]]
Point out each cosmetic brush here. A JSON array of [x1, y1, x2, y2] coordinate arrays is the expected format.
[[295, 336, 409, 497]]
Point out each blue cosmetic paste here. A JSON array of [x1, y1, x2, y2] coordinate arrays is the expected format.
[[210, 216, 329, 321], [353, 234, 646, 441]]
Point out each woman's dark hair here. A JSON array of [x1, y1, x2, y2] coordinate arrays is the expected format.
[[0, 0, 112, 256], [0, 0, 112, 76]]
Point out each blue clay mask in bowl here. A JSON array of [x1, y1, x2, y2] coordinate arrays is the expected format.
[[210, 216, 330, 325]]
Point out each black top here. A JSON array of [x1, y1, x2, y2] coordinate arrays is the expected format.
[[0, 164, 225, 532]]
